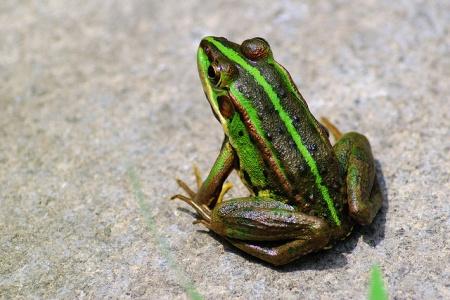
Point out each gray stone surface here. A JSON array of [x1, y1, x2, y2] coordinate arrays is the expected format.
[[0, 1, 449, 299]]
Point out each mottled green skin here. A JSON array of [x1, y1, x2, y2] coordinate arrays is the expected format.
[[173, 37, 383, 265]]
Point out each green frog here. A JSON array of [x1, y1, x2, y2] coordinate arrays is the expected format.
[[171, 36, 382, 266]]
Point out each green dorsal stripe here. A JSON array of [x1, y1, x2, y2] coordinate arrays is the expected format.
[[229, 85, 291, 193], [207, 37, 341, 226]]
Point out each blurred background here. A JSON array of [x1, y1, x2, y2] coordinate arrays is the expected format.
[[1, 1, 448, 299]]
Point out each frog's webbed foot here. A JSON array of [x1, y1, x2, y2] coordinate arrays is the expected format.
[[171, 165, 233, 225]]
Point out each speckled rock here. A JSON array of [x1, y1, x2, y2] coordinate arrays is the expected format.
[[0, 1, 449, 299]]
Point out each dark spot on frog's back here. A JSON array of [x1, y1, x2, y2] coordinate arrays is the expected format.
[[319, 164, 328, 176], [264, 105, 275, 115], [289, 139, 296, 149], [332, 181, 341, 190], [299, 164, 306, 174], [307, 143, 317, 152], [277, 126, 284, 135]]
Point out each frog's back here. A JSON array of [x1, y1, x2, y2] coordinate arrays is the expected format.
[[205, 37, 344, 222], [213, 39, 342, 219]]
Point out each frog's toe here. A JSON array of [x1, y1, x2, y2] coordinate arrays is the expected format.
[[192, 164, 203, 189], [170, 194, 189, 201], [171, 192, 212, 223], [170, 193, 196, 205], [191, 203, 212, 223], [175, 178, 196, 198], [193, 217, 212, 229], [217, 181, 233, 204]]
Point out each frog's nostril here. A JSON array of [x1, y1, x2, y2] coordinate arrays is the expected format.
[[201, 42, 214, 59], [204, 46, 211, 55]]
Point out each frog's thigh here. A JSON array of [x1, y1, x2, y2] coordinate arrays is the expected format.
[[228, 236, 329, 266], [209, 198, 331, 265], [334, 132, 382, 225]]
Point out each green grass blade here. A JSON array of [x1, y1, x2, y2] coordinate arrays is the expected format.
[[128, 167, 203, 300], [369, 265, 388, 300]]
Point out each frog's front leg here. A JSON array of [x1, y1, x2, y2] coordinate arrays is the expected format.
[[202, 198, 332, 266], [333, 131, 383, 225], [171, 138, 236, 221]]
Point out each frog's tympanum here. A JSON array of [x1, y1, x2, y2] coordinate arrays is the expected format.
[[172, 37, 382, 266]]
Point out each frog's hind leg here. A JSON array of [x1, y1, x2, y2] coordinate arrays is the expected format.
[[229, 238, 326, 266], [205, 198, 332, 266], [334, 132, 382, 225]]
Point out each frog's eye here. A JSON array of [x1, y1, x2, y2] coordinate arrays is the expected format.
[[208, 60, 237, 88], [208, 64, 220, 85], [241, 37, 271, 60]]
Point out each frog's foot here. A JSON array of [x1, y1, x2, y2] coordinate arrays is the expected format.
[[171, 178, 212, 223], [192, 164, 203, 190], [171, 165, 234, 224], [320, 117, 342, 141], [216, 181, 233, 204]]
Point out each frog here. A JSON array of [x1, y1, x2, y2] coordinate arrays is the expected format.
[[171, 36, 383, 266]]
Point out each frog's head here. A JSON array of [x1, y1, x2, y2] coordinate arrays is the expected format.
[[197, 36, 273, 132]]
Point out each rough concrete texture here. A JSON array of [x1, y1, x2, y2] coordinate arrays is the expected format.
[[0, 1, 449, 299]]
